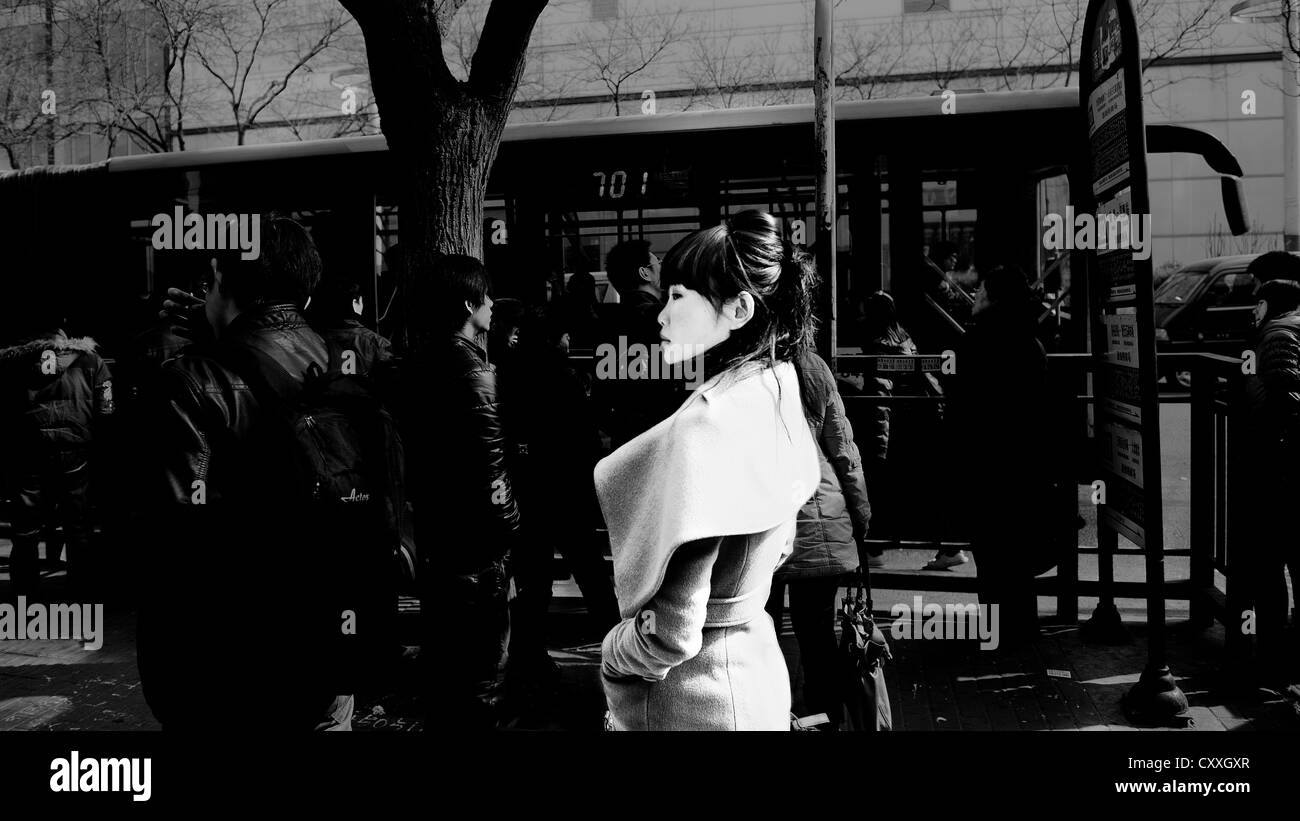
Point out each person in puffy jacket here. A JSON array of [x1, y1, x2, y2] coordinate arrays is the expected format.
[[0, 319, 113, 593], [764, 348, 872, 730], [1243, 278, 1300, 693], [858, 291, 944, 565]]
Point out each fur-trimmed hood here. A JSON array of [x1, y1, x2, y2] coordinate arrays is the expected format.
[[0, 333, 98, 364]]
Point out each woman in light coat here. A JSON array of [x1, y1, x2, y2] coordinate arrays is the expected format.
[[596, 210, 821, 730]]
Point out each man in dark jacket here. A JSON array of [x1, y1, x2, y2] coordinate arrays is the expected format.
[[949, 264, 1051, 644], [409, 255, 522, 730], [496, 305, 619, 719], [0, 318, 113, 593], [1243, 278, 1300, 692], [139, 216, 355, 731], [593, 240, 680, 449], [307, 278, 395, 379]]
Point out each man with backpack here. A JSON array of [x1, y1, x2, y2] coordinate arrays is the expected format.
[[140, 216, 399, 731]]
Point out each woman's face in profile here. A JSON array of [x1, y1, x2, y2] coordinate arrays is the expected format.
[[659, 284, 731, 364]]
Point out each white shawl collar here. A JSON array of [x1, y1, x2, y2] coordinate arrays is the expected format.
[[594, 360, 820, 618]]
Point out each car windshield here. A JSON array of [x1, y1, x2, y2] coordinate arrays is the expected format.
[[1155, 272, 1205, 305]]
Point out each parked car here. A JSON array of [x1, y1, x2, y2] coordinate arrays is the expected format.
[[1154, 253, 1300, 386]]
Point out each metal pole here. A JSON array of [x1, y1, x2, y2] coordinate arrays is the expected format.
[[814, 0, 836, 366], [44, 0, 55, 165]]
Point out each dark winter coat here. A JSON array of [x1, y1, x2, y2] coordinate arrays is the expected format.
[[316, 317, 394, 379], [776, 350, 872, 580], [948, 303, 1050, 545], [148, 304, 329, 506], [138, 303, 339, 730], [860, 333, 944, 462], [1246, 311, 1300, 456], [496, 342, 602, 533], [0, 333, 113, 473], [409, 333, 522, 575]]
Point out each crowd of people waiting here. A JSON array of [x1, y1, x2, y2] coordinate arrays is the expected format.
[[4, 213, 1296, 731]]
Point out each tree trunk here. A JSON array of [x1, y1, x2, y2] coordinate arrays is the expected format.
[[345, 0, 545, 354]]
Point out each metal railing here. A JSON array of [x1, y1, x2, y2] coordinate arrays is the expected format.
[[556, 348, 1247, 648], [830, 351, 1245, 636]]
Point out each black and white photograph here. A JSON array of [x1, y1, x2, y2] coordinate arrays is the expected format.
[[0, 0, 1293, 805]]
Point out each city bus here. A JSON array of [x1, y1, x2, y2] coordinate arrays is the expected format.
[[1, 84, 1250, 380], [1, 87, 1092, 356], [0, 84, 1250, 582]]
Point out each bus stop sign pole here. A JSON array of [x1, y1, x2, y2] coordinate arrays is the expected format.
[[1079, 0, 1189, 726]]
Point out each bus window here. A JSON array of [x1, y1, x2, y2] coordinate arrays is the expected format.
[[921, 174, 977, 293], [1037, 172, 1070, 282], [548, 206, 700, 302]]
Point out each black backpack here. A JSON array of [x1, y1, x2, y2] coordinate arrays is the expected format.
[[224, 340, 405, 691]]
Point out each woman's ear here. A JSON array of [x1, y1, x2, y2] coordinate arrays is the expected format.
[[724, 292, 757, 330]]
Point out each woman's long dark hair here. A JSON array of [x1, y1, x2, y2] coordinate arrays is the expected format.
[[863, 290, 908, 349], [661, 210, 821, 384]]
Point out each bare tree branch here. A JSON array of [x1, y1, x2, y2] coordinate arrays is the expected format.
[[190, 0, 348, 145], [574, 2, 691, 116], [835, 16, 905, 100]]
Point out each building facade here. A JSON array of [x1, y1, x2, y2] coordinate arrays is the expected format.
[[0, 0, 1290, 269]]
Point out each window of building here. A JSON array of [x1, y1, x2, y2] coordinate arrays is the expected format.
[[904, 0, 950, 12], [591, 0, 618, 22]]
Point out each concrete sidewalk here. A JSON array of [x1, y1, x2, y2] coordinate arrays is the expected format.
[[2, 550, 1297, 731]]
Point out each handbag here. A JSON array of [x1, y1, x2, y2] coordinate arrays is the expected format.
[[838, 559, 893, 732]]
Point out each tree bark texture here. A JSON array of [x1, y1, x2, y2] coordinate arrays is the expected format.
[[339, 0, 547, 349]]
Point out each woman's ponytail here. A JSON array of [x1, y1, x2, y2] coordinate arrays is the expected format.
[[771, 239, 821, 362]]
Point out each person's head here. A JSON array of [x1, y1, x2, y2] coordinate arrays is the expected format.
[[435, 254, 494, 339], [973, 263, 1032, 317], [566, 270, 597, 304], [1247, 250, 1300, 284], [606, 239, 661, 298], [930, 241, 959, 272], [204, 215, 321, 336], [1254, 279, 1300, 325], [487, 297, 525, 359], [311, 277, 365, 324], [658, 209, 819, 373], [863, 290, 905, 345], [520, 304, 571, 355]]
